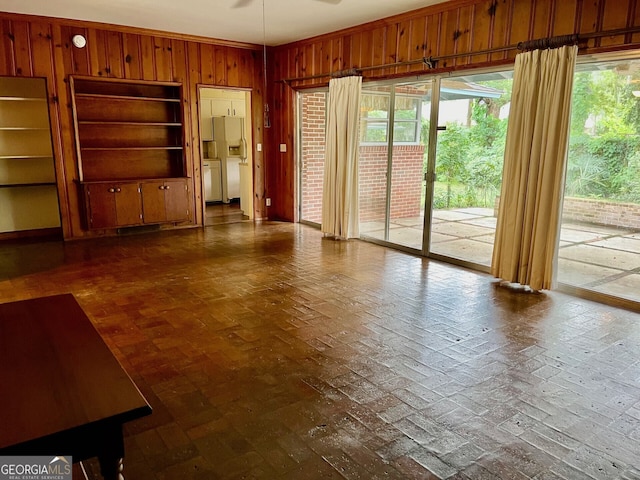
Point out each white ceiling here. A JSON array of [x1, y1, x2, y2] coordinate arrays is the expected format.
[[0, 0, 450, 46]]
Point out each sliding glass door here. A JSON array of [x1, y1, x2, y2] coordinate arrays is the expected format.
[[336, 71, 514, 266], [429, 72, 513, 268], [297, 57, 640, 307]]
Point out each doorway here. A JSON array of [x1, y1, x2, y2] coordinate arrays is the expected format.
[[198, 86, 253, 226]]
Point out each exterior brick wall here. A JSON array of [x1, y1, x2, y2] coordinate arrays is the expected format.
[[358, 145, 425, 222], [300, 92, 425, 225], [300, 93, 327, 224], [562, 197, 640, 229], [494, 195, 640, 229]]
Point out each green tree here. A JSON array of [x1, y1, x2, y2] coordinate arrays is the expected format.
[[570, 72, 594, 136], [436, 122, 470, 207], [566, 68, 640, 202]]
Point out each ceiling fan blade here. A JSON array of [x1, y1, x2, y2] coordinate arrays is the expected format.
[[231, 0, 253, 8]]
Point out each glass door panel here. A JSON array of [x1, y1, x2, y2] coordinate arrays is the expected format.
[[557, 57, 640, 304], [429, 72, 512, 267], [387, 84, 432, 250], [299, 91, 327, 224], [359, 86, 392, 241]]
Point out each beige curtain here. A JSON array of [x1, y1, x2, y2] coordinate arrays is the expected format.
[[491, 45, 578, 291], [321, 76, 362, 239]]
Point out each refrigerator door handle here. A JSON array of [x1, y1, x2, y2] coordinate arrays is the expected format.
[[240, 137, 247, 161]]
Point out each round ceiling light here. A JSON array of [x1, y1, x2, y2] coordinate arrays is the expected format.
[[72, 34, 86, 48]]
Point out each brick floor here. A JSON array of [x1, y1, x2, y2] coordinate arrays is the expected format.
[[1, 222, 639, 479]]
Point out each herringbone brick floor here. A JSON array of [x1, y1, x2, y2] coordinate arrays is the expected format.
[[1, 222, 639, 479]]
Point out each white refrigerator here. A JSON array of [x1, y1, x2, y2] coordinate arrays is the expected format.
[[212, 116, 246, 203]]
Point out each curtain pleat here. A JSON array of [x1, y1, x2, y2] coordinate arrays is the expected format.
[[321, 76, 362, 239], [491, 45, 577, 291]]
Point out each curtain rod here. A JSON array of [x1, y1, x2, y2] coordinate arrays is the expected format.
[[280, 25, 640, 84]]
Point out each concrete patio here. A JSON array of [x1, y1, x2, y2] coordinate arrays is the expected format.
[[361, 207, 640, 304]]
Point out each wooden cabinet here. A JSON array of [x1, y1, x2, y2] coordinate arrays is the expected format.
[[71, 77, 192, 231], [210, 98, 245, 117], [83, 182, 142, 229], [83, 179, 189, 229], [0, 77, 61, 236], [141, 179, 189, 223]]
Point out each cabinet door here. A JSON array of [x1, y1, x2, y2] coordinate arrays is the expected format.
[[163, 179, 189, 222], [231, 98, 246, 117], [86, 183, 142, 229], [211, 98, 232, 117], [85, 185, 116, 229], [115, 183, 143, 226], [140, 181, 167, 224]]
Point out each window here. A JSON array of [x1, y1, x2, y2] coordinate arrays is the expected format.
[[360, 93, 389, 143], [393, 96, 421, 143], [360, 93, 421, 144]]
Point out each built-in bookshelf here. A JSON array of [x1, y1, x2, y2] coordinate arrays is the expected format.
[[0, 77, 60, 236], [70, 77, 190, 230]]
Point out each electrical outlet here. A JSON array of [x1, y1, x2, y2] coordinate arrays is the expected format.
[[279, 143, 287, 152]]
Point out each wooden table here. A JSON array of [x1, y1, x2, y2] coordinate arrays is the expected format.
[[0, 294, 151, 480]]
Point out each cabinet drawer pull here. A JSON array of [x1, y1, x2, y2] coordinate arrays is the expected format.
[[164, 185, 170, 190], [108, 188, 115, 193], [115, 187, 121, 193]]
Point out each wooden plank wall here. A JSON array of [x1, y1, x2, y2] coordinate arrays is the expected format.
[[268, 0, 640, 222], [0, 12, 265, 239]]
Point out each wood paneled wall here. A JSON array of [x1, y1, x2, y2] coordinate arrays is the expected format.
[[0, 12, 266, 239], [1, 1, 639, 231], [268, 0, 640, 222]]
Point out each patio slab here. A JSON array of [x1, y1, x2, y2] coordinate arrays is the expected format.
[[557, 258, 624, 287], [431, 222, 494, 238], [430, 232, 459, 244], [391, 216, 425, 227], [361, 207, 640, 304], [454, 207, 495, 216], [388, 227, 423, 249], [432, 210, 483, 221], [431, 238, 494, 265], [592, 273, 640, 300], [473, 233, 495, 245], [461, 216, 497, 228], [561, 222, 635, 236], [559, 228, 607, 244], [591, 236, 640, 254], [360, 221, 386, 234], [559, 244, 640, 270]]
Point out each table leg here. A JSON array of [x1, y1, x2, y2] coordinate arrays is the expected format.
[[98, 454, 124, 480], [98, 423, 126, 480]]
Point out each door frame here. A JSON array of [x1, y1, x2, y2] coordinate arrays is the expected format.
[[196, 85, 254, 225]]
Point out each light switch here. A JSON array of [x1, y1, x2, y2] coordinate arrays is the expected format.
[[257, 143, 262, 152]]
